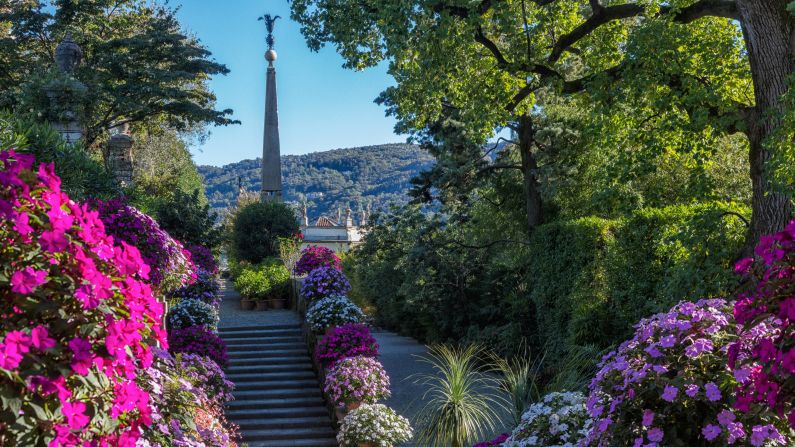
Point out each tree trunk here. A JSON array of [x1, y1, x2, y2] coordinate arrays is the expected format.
[[517, 114, 543, 234], [737, 0, 795, 243]]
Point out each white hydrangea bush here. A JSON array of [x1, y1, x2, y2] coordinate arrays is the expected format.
[[306, 294, 364, 332], [337, 403, 413, 447], [503, 391, 592, 447]]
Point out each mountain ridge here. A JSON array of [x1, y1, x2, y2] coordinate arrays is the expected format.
[[198, 143, 434, 218]]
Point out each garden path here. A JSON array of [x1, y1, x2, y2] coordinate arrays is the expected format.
[[218, 280, 337, 446]]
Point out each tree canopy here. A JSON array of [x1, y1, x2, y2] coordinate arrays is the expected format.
[[0, 0, 238, 147]]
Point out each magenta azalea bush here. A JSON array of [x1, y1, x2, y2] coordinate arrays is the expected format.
[[92, 197, 195, 292], [294, 245, 341, 275], [168, 325, 229, 368], [324, 356, 391, 407], [186, 243, 219, 275], [315, 323, 379, 368], [731, 221, 795, 430], [300, 265, 351, 301], [584, 299, 792, 446], [0, 150, 164, 445]]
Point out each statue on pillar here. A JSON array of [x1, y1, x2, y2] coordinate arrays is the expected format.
[[44, 34, 88, 144], [106, 123, 134, 187]]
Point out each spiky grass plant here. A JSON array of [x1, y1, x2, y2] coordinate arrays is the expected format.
[[491, 351, 543, 426], [412, 344, 508, 447]]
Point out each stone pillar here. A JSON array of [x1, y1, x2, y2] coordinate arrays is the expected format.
[[45, 34, 87, 144], [107, 125, 134, 187], [345, 208, 353, 227]]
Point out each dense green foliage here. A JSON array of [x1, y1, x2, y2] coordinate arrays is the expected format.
[[0, 0, 236, 148], [199, 144, 434, 216], [349, 201, 748, 362], [233, 261, 290, 301], [155, 189, 221, 249], [231, 201, 299, 264], [0, 113, 119, 200]]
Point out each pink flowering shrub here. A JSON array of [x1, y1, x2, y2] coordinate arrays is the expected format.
[[324, 356, 391, 407], [0, 150, 164, 445], [584, 299, 792, 446], [294, 245, 341, 275], [91, 197, 195, 292], [315, 323, 379, 368], [732, 221, 795, 430]]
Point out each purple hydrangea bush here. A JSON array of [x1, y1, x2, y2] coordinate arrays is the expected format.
[[294, 245, 341, 275], [315, 323, 379, 368], [324, 356, 391, 408], [168, 325, 229, 369], [583, 299, 792, 446], [300, 266, 351, 301]]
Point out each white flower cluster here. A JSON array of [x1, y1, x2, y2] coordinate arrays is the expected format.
[[306, 294, 364, 332], [337, 403, 413, 447], [503, 391, 593, 447]]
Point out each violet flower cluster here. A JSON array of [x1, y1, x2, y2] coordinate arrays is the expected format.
[[315, 323, 379, 368], [294, 245, 341, 275], [731, 220, 795, 430], [92, 197, 195, 292], [473, 433, 510, 447], [323, 356, 391, 407], [167, 268, 221, 307], [186, 243, 219, 274], [584, 299, 791, 447], [300, 266, 351, 301], [168, 325, 229, 369]]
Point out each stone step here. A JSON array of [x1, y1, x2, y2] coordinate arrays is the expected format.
[[226, 370, 316, 382], [224, 337, 306, 350], [241, 427, 336, 442], [233, 379, 319, 392], [220, 329, 302, 339], [233, 387, 321, 400], [226, 396, 326, 410], [227, 406, 328, 420], [228, 348, 307, 359], [235, 416, 331, 430], [228, 356, 310, 367], [227, 362, 314, 374], [220, 324, 298, 333], [224, 341, 306, 351], [246, 438, 337, 447]]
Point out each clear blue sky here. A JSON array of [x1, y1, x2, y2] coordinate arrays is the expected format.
[[175, 0, 404, 167]]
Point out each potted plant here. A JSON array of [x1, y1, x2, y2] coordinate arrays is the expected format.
[[324, 356, 390, 413], [306, 295, 364, 334], [233, 267, 259, 310], [337, 404, 412, 447]]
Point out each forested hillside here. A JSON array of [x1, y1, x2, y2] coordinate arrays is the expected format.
[[198, 144, 433, 217]]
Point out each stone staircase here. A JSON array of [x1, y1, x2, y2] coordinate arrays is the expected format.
[[220, 324, 337, 447]]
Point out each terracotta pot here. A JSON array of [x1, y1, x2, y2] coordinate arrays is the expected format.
[[270, 298, 287, 310], [324, 325, 337, 336], [334, 407, 347, 422], [240, 299, 255, 311], [255, 300, 269, 311], [357, 443, 378, 447], [346, 401, 362, 411]]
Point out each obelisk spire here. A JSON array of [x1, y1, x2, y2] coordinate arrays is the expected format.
[[259, 13, 283, 201]]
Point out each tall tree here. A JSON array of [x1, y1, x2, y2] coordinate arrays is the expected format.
[[0, 0, 237, 147], [291, 0, 791, 240]]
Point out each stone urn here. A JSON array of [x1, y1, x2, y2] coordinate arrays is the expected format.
[[240, 298, 255, 311], [255, 300, 269, 311]]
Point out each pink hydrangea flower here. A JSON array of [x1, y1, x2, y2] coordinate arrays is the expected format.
[[10, 266, 47, 294]]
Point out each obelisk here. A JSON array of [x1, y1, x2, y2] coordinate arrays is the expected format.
[[260, 14, 283, 201]]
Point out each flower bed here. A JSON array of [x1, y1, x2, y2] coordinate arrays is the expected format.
[[168, 298, 219, 331], [92, 197, 195, 292], [732, 221, 795, 430], [168, 268, 221, 307], [324, 356, 391, 408], [315, 323, 379, 368], [168, 325, 229, 368], [306, 294, 364, 332], [295, 245, 341, 275], [583, 299, 792, 446], [186, 243, 219, 274], [337, 403, 413, 447], [301, 265, 351, 301], [503, 392, 591, 447], [0, 150, 164, 445]]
